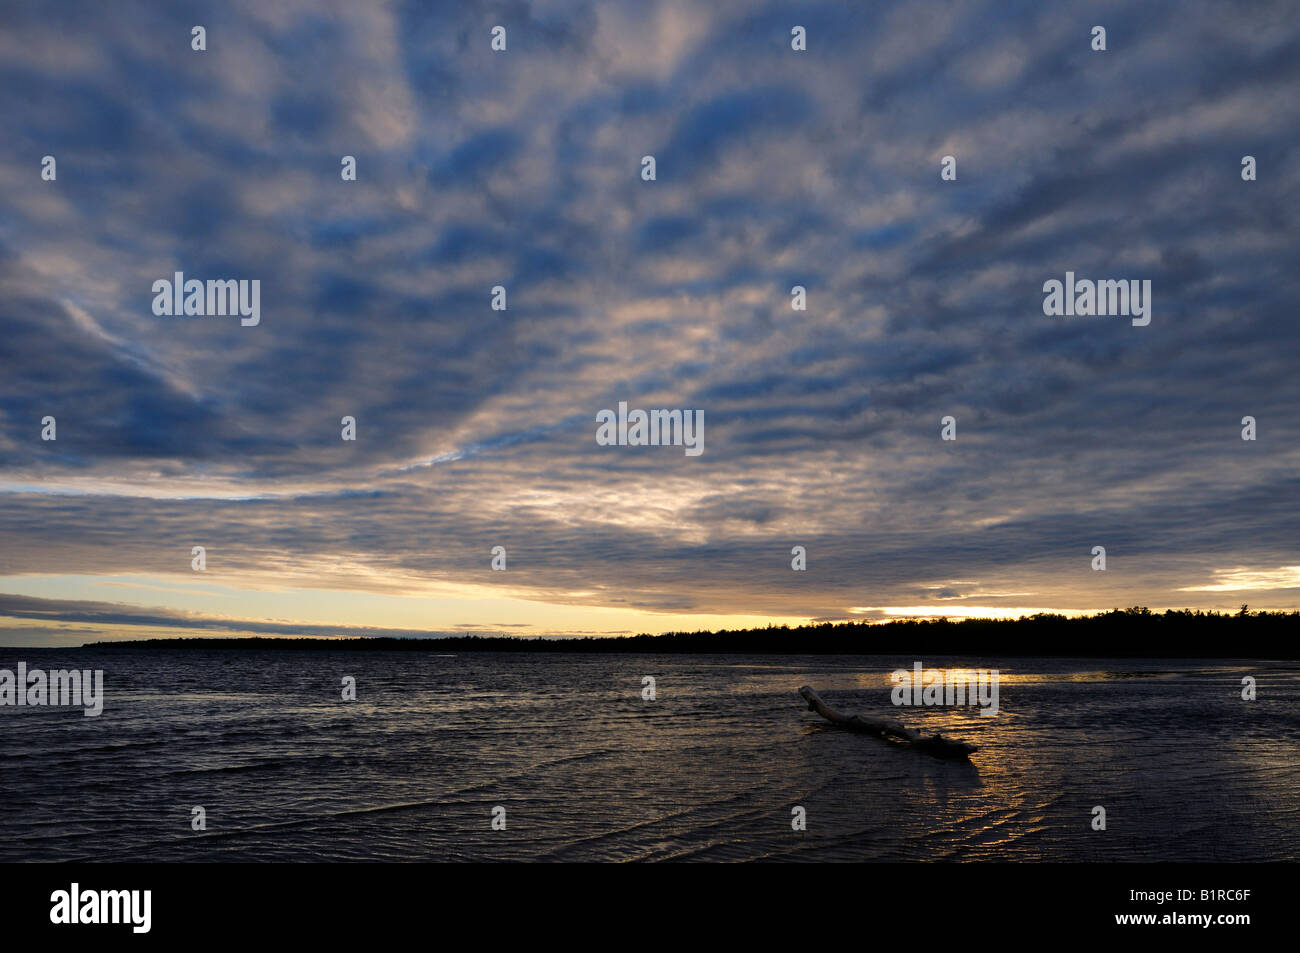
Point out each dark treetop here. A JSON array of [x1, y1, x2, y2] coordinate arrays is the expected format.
[[83, 607, 1298, 658]]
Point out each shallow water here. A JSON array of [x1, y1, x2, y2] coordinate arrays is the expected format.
[[1, 649, 1297, 861]]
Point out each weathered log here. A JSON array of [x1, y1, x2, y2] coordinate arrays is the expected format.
[[799, 685, 977, 758]]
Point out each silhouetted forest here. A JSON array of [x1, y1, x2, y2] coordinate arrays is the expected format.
[[85, 606, 1298, 658]]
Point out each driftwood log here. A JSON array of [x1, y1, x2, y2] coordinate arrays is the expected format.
[[799, 685, 977, 759]]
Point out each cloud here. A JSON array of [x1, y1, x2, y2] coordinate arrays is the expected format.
[[1, 0, 1299, 644]]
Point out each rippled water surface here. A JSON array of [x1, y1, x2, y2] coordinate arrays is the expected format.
[[2, 649, 1297, 861]]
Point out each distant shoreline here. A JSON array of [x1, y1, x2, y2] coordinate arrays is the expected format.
[[61, 608, 1300, 658]]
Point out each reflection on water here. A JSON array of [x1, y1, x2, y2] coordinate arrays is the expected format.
[[1, 649, 1296, 862]]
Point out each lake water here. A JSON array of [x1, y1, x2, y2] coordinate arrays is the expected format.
[[2, 649, 1297, 862]]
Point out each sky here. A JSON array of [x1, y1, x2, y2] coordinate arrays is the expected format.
[[1, 0, 1298, 647]]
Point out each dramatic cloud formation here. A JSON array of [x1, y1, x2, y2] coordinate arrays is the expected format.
[[2, 0, 1298, 644]]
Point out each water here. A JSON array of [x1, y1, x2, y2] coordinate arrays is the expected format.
[[2, 649, 1297, 862]]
